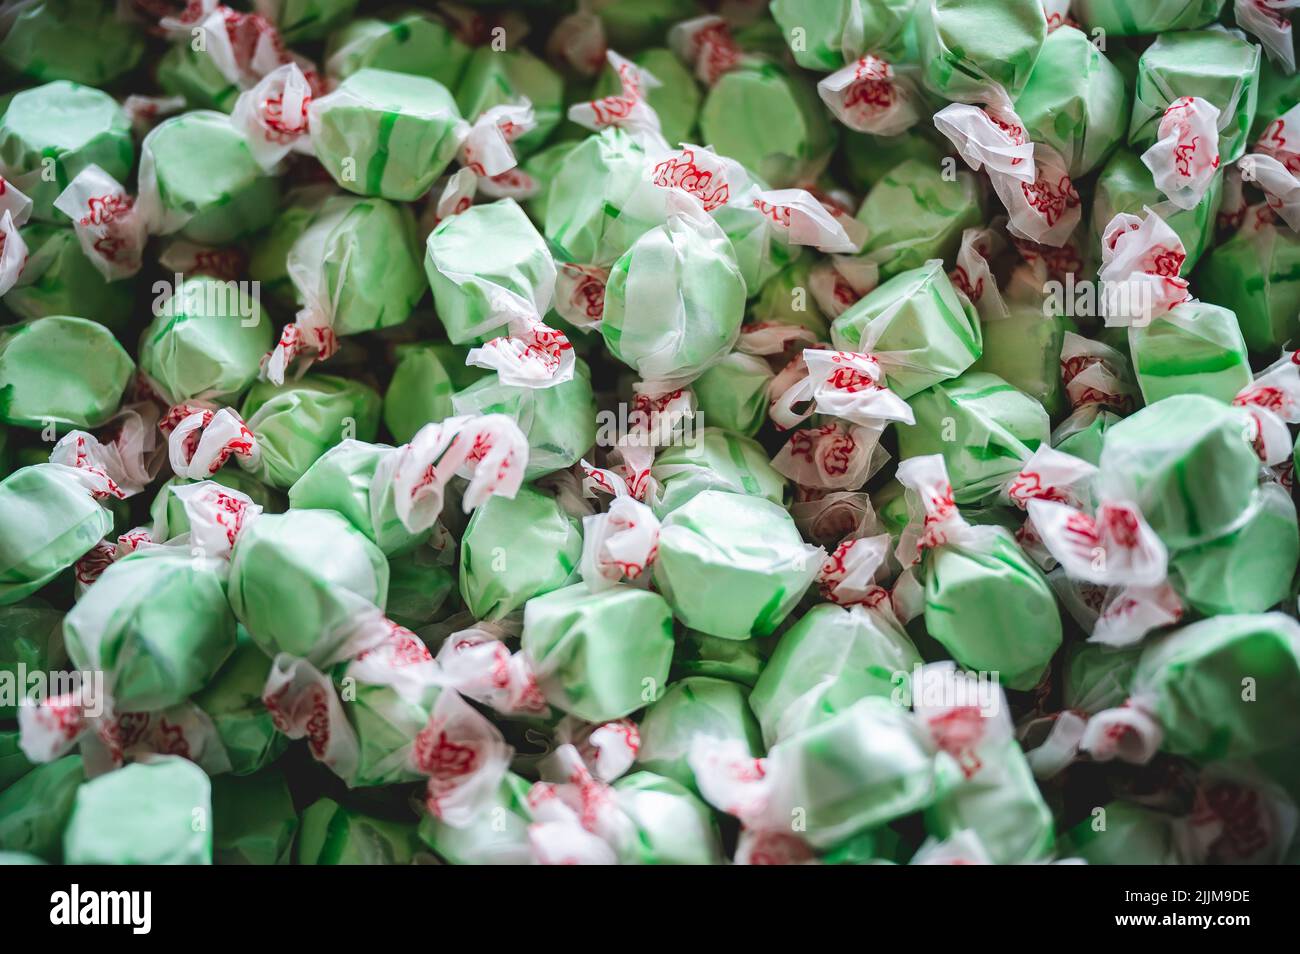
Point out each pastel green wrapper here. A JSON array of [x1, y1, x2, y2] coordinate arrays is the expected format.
[[386, 547, 455, 630], [0, 0, 143, 86], [0, 729, 35, 790], [326, 11, 472, 89], [594, 0, 696, 47], [228, 509, 389, 662], [296, 798, 421, 864], [1013, 25, 1128, 178], [151, 471, 284, 544], [0, 464, 113, 605], [383, 343, 481, 443], [459, 485, 583, 620], [1254, 57, 1300, 140], [0, 755, 82, 862], [63, 757, 212, 864], [691, 352, 772, 437], [1198, 219, 1300, 353], [0, 80, 132, 222], [1128, 302, 1251, 406], [974, 306, 1066, 417], [193, 629, 288, 776], [831, 260, 983, 399], [522, 582, 675, 723], [654, 491, 820, 640], [211, 769, 298, 865], [142, 111, 280, 244], [841, 132, 946, 192], [239, 374, 382, 489], [157, 44, 241, 114], [426, 198, 556, 344], [914, 0, 1047, 103], [339, 656, 439, 787], [1064, 641, 1140, 712], [747, 259, 830, 338], [1098, 394, 1258, 550], [612, 771, 723, 864], [921, 526, 1062, 690], [2, 224, 134, 331], [419, 773, 534, 864], [672, 628, 767, 687], [900, 371, 1050, 505], [592, 49, 700, 146], [637, 676, 763, 792], [1063, 800, 1181, 864], [1073, 0, 1225, 35], [750, 603, 922, 746], [64, 548, 236, 712], [456, 48, 562, 157], [265, 0, 360, 43], [1128, 31, 1260, 165], [698, 62, 837, 189], [0, 598, 63, 719], [769, 0, 914, 71], [650, 427, 787, 518], [0, 315, 133, 431]]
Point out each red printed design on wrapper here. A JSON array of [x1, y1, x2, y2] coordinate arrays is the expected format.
[[651, 146, 731, 212], [53, 165, 147, 282], [568, 51, 663, 142], [1236, 0, 1300, 74], [161, 404, 262, 480], [414, 690, 512, 827], [1141, 97, 1221, 212], [1097, 209, 1191, 325], [816, 55, 919, 137], [668, 16, 742, 86]]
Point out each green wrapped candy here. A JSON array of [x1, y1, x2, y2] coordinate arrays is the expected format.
[[64, 548, 236, 712], [1013, 25, 1128, 178], [0, 463, 113, 604], [0, 729, 34, 790], [593, 0, 696, 47], [1098, 394, 1258, 550], [1198, 217, 1300, 353], [310, 69, 464, 201], [211, 769, 298, 865], [1254, 56, 1300, 140], [592, 48, 700, 146], [259, 0, 360, 42], [386, 546, 455, 629], [0, 80, 132, 222], [384, 343, 482, 443], [150, 471, 284, 543], [63, 756, 212, 864], [0, 755, 82, 862], [140, 111, 279, 244], [1063, 800, 1180, 864], [452, 364, 596, 480], [0, 316, 133, 431], [637, 676, 763, 791], [672, 629, 767, 687], [830, 260, 983, 399], [601, 204, 746, 384], [193, 628, 288, 776], [747, 259, 830, 338], [974, 305, 1066, 417], [1128, 31, 1261, 164], [140, 277, 272, 405], [425, 198, 556, 344], [750, 603, 922, 746], [1169, 484, 1298, 617], [418, 772, 533, 864], [1128, 302, 1251, 406], [0, 598, 63, 719], [1054, 407, 1122, 465], [840, 131, 946, 192], [855, 159, 983, 281], [522, 582, 674, 722], [521, 139, 577, 223], [456, 48, 563, 156], [239, 374, 382, 489], [2, 223, 134, 331], [326, 10, 472, 88], [1073, 0, 1225, 35], [297, 799, 420, 863], [653, 491, 821, 640], [157, 43, 240, 113], [340, 653, 440, 788], [691, 352, 772, 437], [769, 0, 914, 70], [699, 62, 837, 189], [1092, 149, 1222, 273], [914, 0, 1047, 102], [651, 427, 787, 518], [459, 485, 583, 620], [613, 771, 723, 864], [1063, 641, 1141, 712], [0, 0, 143, 86], [228, 509, 389, 662]]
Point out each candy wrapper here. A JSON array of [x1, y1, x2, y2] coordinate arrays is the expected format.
[[211, 769, 297, 864], [1128, 300, 1252, 405], [0, 755, 83, 861], [0, 316, 133, 430], [1200, 201, 1300, 351], [650, 426, 787, 517], [0, 0, 144, 86], [1073, 0, 1227, 35], [914, 0, 1048, 103], [2, 222, 135, 331], [325, 10, 472, 89], [637, 675, 762, 792]]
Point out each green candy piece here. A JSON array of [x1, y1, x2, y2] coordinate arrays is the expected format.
[[64, 548, 236, 712], [296, 798, 421, 864], [1128, 30, 1261, 165], [914, 0, 1047, 102], [0, 0, 143, 86], [522, 582, 674, 722], [425, 198, 556, 344], [150, 472, 284, 544], [1133, 613, 1300, 761], [653, 491, 820, 640], [229, 509, 389, 662], [840, 131, 946, 193], [699, 62, 836, 189], [521, 139, 577, 224], [770, 0, 914, 70], [459, 485, 583, 621], [1064, 800, 1183, 864], [1063, 641, 1141, 712], [855, 159, 983, 281], [974, 306, 1066, 417], [691, 352, 771, 437], [601, 207, 747, 383], [1073, 0, 1225, 35], [637, 676, 763, 792], [650, 427, 787, 518], [747, 259, 830, 337], [591, 48, 699, 146], [386, 547, 455, 629], [247, 187, 330, 305], [672, 629, 768, 687], [452, 364, 596, 480], [0, 598, 63, 719], [1198, 218, 1300, 353], [341, 656, 440, 788], [1129, 302, 1251, 406], [326, 10, 472, 88], [261, 0, 359, 42], [1169, 484, 1298, 617], [0, 80, 132, 222], [1054, 408, 1121, 466], [157, 43, 240, 113], [1013, 25, 1128, 178], [831, 260, 983, 399], [3, 223, 134, 332], [141, 111, 280, 244], [194, 629, 287, 777], [1098, 394, 1257, 549], [613, 771, 723, 864], [922, 526, 1062, 690], [713, 178, 803, 297], [0, 316, 133, 431], [900, 371, 1049, 505], [419, 772, 533, 864], [750, 603, 922, 746], [457, 47, 563, 156], [0, 464, 112, 605], [1092, 149, 1222, 274], [1254, 56, 1300, 140], [594, 0, 696, 48], [140, 277, 272, 406], [239, 374, 382, 489], [211, 769, 298, 865], [0, 755, 82, 862], [311, 69, 464, 201], [384, 343, 481, 443], [0, 728, 34, 790], [63, 757, 212, 864]]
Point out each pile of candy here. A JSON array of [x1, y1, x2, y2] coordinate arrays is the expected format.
[[1, 0, 1299, 866]]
